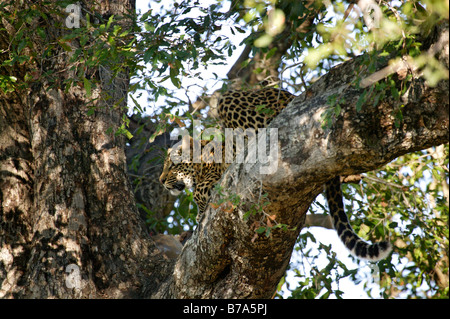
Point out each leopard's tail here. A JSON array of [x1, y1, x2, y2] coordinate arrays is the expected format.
[[325, 176, 392, 262]]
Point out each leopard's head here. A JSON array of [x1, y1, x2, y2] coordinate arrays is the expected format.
[[159, 144, 196, 196]]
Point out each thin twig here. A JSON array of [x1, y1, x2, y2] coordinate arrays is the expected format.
[[363, 174, 408, 190]]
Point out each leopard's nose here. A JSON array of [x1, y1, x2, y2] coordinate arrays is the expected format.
[[173, 181, 185, 191], [160, 176, 166, 184]]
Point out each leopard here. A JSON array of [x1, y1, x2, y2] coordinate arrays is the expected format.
[[160, 87, 392, 261], [160, 138, 230, 214]]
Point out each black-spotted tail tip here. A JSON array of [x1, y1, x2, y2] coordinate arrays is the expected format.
[[352, 240, 393, 262]]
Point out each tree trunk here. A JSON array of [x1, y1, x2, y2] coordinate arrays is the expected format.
[[1, 0, 167, 299]]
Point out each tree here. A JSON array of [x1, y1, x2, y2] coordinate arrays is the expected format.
[[0, 0, 448, 299]]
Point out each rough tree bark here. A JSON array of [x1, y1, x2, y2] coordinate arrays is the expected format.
[[0, 0, 166, 299], [1, 0, 448, 299]]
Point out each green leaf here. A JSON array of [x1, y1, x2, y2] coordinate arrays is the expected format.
[[254, 34, 273, 48], [169, 66, 181, 88], [390, 85, 400, 100], [144, 22, 155, 32], [58, 40, 72, 52], [256, 226, 266, 234], [389, 222, 398, 228], [373, 91, 383, 107], [83, 77, 92, 97], [106, 15, 115, 30], [394, 109, 403, 128], [334, 104, 341, 117], [86, 108, 95, 116], [129, 95, 144, 114], [265, 47, 278, 59], [36, 27, 46, 39], [355, 90, 367, 112]]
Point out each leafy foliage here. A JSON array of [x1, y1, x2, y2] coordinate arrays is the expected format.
[[280, 145, 448, 299]]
